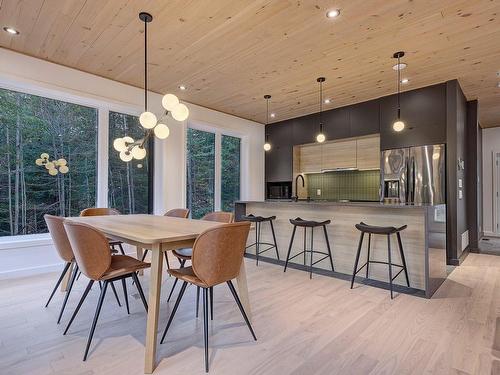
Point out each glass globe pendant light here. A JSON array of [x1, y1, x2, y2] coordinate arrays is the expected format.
[[316, 77, 326, 143], [392, 51, 406, 132], [263, 95, 272, 151], [112, 12, 190, 163]]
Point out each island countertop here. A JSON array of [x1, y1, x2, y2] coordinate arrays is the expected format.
[[235, 200, 447, 298]]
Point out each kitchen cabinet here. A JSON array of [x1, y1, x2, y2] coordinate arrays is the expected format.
[[299, 144, 322, 173], [321, 139, 357, 170], [356, 135, 380, 169], [324, 106, 350, 140], [265, 122, 293, 182], [349, 99, 380, 137]]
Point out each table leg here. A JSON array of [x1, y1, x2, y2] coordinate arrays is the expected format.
[[60, 262, 74, 292], [136, 246, 144, 276], [144, 243, 163, 374], [235, 259, 252, 321]]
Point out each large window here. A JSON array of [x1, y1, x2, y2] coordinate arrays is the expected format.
[[108, 111, 150, 214], [186, 128, 215, 219], [221, 135, 241, 211], [0, 87, 98, 237]]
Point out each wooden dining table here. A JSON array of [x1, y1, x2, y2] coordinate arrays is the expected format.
[[66, 214, 252, 374]]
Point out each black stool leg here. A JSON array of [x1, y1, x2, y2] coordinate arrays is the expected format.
[[255, 222, 261, 266], [387, 234, 394, 299], [396, 232, 410, 287], [366, 233, 372, 279], [309, 227, 314, 279], [284, 226, 297, 272], [45, 262, 71, 307], [303, 227, 307, 266], [351, 232, 365, 289], [323, 225, 334, 272], [270, 220, 280, 260]]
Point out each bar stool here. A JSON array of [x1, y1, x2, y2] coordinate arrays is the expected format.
[[350, 222, 410, 299], [284, 217, 334, 279], [242, 214, 279, 265]]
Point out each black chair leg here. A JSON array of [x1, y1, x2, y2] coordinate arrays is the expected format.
[[131, 273, 148, 312], [121, 278, 130, 314], [283, 226, 297, 272], [203, 287, 209, 373], [64, 280, 94, 335], [387, 234, 394, 299], [309, 228, 314, 279], [76, 271, 82, 281], [45, 262, 71, 307], [141, 249, 149, 262], [270, 220, 280, 260], [196, 286, 200, 318], [160, 281, 188, 344], [110, 281, 122, 307], [396, 232, 410, 287], [118, 243, 126, 255], [209, 287, 214, 321], [164, 252, 171, 270], [167, 259, 186, 302], [350, 232, 365, 289], [57, 264, 79, 324], [83, 281, 108, 361], [226, 280, 257, 341], [323, 225, 335, 272], [366, 233, 371, 279]]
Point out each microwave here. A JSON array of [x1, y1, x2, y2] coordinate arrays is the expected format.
[[267, 181, 292, 200]]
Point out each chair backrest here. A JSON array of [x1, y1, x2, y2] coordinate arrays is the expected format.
[[164, 208, 190, 219], [191, 222, 250, 287], [44, 215, 74, 262], [201, 211, 233, 223], [63, 221, 112, 281], [80, 207, 121, 217]]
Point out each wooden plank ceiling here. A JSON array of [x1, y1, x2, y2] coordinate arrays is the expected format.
[[0, 0, 499, 127]]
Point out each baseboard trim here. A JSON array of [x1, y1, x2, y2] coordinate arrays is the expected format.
[[0, 262, 63, 280], [448, 247, 470, 266], [243, 253, 425, 298]]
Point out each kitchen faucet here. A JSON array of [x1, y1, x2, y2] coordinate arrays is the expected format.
[[292, 174, 309, 201]]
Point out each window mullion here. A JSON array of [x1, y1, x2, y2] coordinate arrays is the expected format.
[[215, 131, 222, 211], [96, 108, 109, 207]]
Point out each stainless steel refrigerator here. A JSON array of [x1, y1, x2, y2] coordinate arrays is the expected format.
[[381, 144, 446, 205]]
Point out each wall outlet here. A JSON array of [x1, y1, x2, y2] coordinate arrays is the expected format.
[[316, 189, 321, 196], [458, 178, 462, 188], [458, 190, 463, 199]]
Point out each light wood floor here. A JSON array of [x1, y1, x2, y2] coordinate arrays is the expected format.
[[0, 252, 499, 375]]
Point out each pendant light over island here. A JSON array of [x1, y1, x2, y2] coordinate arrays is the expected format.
[[316, 77, 326, 143], [263, 95, 272, 151], [392, 51, 406, 132]]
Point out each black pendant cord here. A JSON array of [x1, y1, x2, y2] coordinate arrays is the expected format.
[[264, 95, 271, 143], [397, 54, 401, 120], [144, 18, 148, 112], [319, 80, 323, 133]]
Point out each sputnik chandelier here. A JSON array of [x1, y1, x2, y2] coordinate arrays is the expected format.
[[35, 153, 69, 176], [113, 12, 189, 162]]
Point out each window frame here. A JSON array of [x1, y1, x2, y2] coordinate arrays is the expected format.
[[186, 120, 243, 213], [0, 79, 150, 242]]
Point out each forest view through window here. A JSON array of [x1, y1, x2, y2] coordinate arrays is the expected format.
[[221, 135, 241, 212], [108, 111, 150, 214], [186, 128, 215, 219], [0, 87, 98, 237]]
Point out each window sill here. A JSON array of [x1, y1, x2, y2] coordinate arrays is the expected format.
[[0, 233, 53, 251]]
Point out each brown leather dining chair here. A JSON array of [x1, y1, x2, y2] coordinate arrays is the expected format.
[[160, 221, 255, 372], [62, 221, 150, 361], [80, 207, 125, 255], [167, 211, 234, 319], [139, 208, 190, 266]]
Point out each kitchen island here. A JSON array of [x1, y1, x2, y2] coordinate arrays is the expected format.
[[235, 200, 447, 298]]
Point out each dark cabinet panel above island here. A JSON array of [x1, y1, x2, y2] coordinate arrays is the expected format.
[[265, 121, 293, 182]]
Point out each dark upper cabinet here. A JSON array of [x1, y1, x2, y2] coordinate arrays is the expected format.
[[380, 83, 446, 149], [265, 122, 293, 182], [292, 115, 316, 145], [349, 99, 380, 137], [323, 107, 350, 140]]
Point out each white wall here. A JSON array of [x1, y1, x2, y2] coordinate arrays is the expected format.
[[482, 127, 500, 236], [0, 48, 265, 278]]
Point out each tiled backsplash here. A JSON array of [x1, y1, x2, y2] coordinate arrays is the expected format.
[[306, 170, 380, 201]]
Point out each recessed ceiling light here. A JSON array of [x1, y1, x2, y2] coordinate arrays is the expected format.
[[326, 9, 340, 19], [178, 85, 187, 90], [401, 78, 409, 84], [497, 82, 500, 88], [392, 62, 407, 71], [270, 113, 276, 118], [3, 26, 19, 35], [324, 99, 331, 104]]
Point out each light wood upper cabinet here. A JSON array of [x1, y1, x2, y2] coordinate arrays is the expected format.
[[356, 135, 380, 170], [299, 144, 322, 173], [321, 139, 357, 170]]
